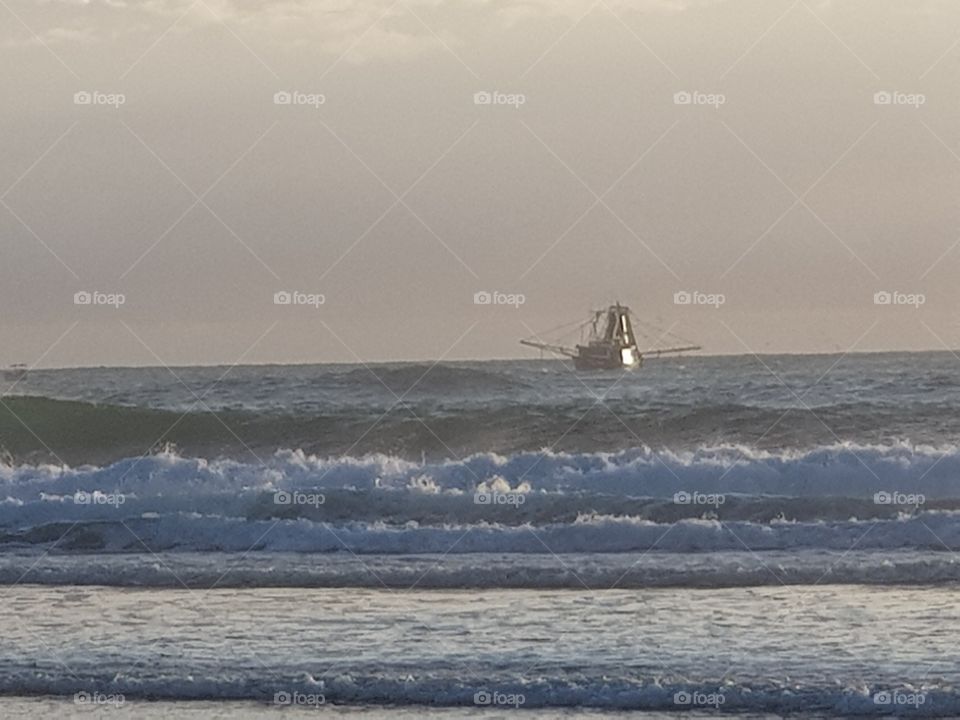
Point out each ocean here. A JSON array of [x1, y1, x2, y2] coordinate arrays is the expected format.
[[1, 353, 959, 716]]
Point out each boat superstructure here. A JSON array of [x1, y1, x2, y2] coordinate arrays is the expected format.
[[520, 304, 700, 370], [2, 364, 27, 381]]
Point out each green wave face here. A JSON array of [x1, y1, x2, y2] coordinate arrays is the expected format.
[[2, 390, 958, 467], [0, 397, 237, 465]]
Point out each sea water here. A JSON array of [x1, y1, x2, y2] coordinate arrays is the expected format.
[[1, 354, 958, 715]]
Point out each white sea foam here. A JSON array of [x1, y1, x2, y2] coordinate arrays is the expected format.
[[14, 510, 957, 555], [2, 441, 960, 501], [1, 444, 959, 558]]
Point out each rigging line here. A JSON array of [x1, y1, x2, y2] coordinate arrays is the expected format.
[[522, 316, 593, 343], [629, 311, 697, 347]]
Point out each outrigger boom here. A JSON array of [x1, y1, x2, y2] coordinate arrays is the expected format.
[[638, 345, 702, 358], [519, 339, 578, 358], [519, 340, 699, 359], [520, 304, 701, 370]]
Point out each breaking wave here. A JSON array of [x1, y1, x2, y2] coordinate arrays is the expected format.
[[8, 512, 960, 556], [1, 443, 960, 564]]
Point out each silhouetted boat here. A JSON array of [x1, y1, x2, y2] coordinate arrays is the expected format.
[[520, 304, 700, 370], [2, 364, 28, 381]]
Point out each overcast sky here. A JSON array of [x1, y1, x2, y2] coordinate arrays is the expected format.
[[3, 0, 960, 366]]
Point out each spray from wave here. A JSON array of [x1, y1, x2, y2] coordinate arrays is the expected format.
[[0, 443, 958, 562]]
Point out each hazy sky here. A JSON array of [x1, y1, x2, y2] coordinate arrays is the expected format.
[[3, 0, 960, 366]]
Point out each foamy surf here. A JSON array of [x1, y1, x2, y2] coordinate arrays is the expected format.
[[0, 444, 960, 588], [4, 441, 960, 505]]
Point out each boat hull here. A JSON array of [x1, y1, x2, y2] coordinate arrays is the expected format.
[[573, 346, 641, 371]]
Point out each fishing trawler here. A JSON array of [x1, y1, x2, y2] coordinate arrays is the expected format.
[[2, 364, 28, 381], [520, 304, 700, 370]]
